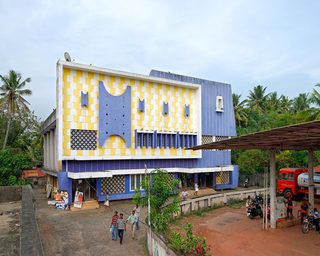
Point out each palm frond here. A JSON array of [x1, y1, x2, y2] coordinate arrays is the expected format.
[[17, 89, 32, 96]]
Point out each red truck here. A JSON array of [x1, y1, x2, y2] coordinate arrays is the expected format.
[[277, 168, 320, 198]]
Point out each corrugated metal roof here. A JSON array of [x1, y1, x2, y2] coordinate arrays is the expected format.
[[190, 120, 320, 150]]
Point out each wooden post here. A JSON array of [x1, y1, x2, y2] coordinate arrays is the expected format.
[[308, 150, 314, 209], [270, 150, 276, 229]]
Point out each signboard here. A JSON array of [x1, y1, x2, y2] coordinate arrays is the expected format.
[[74, 191, 83, 208]]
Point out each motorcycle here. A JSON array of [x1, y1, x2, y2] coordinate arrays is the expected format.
[[247, 194, 264, 219], [247, 203, 263, 219], [243, 178, 249, 188], [302, 214, 320, 234]]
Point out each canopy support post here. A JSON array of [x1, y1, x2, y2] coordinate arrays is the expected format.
[[308, 150, 314, 209], [270, 150, 276, 229]]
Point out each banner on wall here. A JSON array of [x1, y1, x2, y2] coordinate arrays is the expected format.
[[74, 191, 83, 208]]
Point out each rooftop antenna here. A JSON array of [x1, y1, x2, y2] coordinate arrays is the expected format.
[[64, 52, 72, 62]]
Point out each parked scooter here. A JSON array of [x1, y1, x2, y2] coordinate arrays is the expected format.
[[302, 209, 320, 234], [247, 203, 263, 219], [243, 178, 249, 188], [247, 194, 264, 219]]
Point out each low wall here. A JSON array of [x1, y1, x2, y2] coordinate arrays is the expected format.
[[147, 227, 178, 256], [180, 188, 268, 215], [20, 185, 43, 256], [0, 186, 22, 202], [147, 188, 269, 255]]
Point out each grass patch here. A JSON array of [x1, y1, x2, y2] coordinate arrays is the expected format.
[[227, 198, 245, 209]]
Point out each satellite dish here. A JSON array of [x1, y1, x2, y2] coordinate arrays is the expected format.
[[64, 52, 72, 62]]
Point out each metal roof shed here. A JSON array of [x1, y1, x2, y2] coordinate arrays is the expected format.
[[190, 120, 320, 228]]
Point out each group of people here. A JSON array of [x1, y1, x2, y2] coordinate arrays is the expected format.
[[256, 194, 320, 231], [109, 204, 141, 245], [181, 182, 200, 201]]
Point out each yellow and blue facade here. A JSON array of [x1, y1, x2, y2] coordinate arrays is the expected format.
[[41, 60, 238, 203]]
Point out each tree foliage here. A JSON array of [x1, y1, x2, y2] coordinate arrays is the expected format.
[[0, 70, 32, 149], [133, 169, 180, 233], [0, 149, 32, 186], [232, 83, 320, 173], [170, 222, 210, 256], [0, 70, 42, 186]]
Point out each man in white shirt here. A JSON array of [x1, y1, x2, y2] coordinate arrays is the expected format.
[[133, 204, 141, 230], [127, 210, 137, 238]]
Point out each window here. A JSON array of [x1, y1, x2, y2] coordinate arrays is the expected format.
[[138, 98, 145, 112], [130, 174, 145, 191], [216, 96, 223, 112], [288, 173, 294, 181], [281, 173, 288, 180], [81, 91, 89, 107], [137, 133, 141, 147], [185, 104, 190, 117], [163, 102, 169, 115]]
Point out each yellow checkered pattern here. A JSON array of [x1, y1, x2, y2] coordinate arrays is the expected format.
[[62, 67, 199, 158], [216, 171, 230, 185]]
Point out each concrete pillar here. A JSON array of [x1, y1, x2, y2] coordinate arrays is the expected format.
[[194, 173, 199, 184], [45, 133, 49, 169], [269, 150, 276, 229], [49, 131, 53, 170], [50, 130, 54, 170], [43, 134, 46, 169], [53, 129, 57, 171], [308, 150, 314, 209]]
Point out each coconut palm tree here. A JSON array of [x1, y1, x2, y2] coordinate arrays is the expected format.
[[266, 92, 281, 112], [0, 70, 32, 149], [292, 93, 310, 113], [278, 95, 292, 113], [232, 93, 248, 127], [307, 84, 320, 120], [247, 85, 269, 113]]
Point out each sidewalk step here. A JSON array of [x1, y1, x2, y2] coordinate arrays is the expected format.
[[70, 200, 100, 211]]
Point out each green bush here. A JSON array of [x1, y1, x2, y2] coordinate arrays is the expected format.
[[0, 149, 33, 186], [169, 222, 210, 256]]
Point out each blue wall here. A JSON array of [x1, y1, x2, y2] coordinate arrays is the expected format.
[[57, 171, 73, 205], [149, 70, 236, 136], [63, 151, 231, 173]]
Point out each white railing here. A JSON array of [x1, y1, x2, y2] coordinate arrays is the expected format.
[[179, 188, 268, 215]]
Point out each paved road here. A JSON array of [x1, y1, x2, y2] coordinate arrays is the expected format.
[[35, 188, 147, 256]]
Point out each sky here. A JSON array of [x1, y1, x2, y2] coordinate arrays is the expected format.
[[1, 0, 320, 120]]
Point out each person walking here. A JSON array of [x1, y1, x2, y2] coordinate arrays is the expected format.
[[133, 204, 141, 230], [110, 211, 118, 241], [127, 210, 137, 239], [194, 183, 199, 196], [117, 213, 126, 245], [181, 189, 188, 201]]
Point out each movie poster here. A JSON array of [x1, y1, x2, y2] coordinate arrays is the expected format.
[[74, 191, 83, 208]]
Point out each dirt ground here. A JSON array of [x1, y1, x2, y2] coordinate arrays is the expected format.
[[34, 188, 147, 256], [0, 201, 21, 256], [177, 205, 320, 256]]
